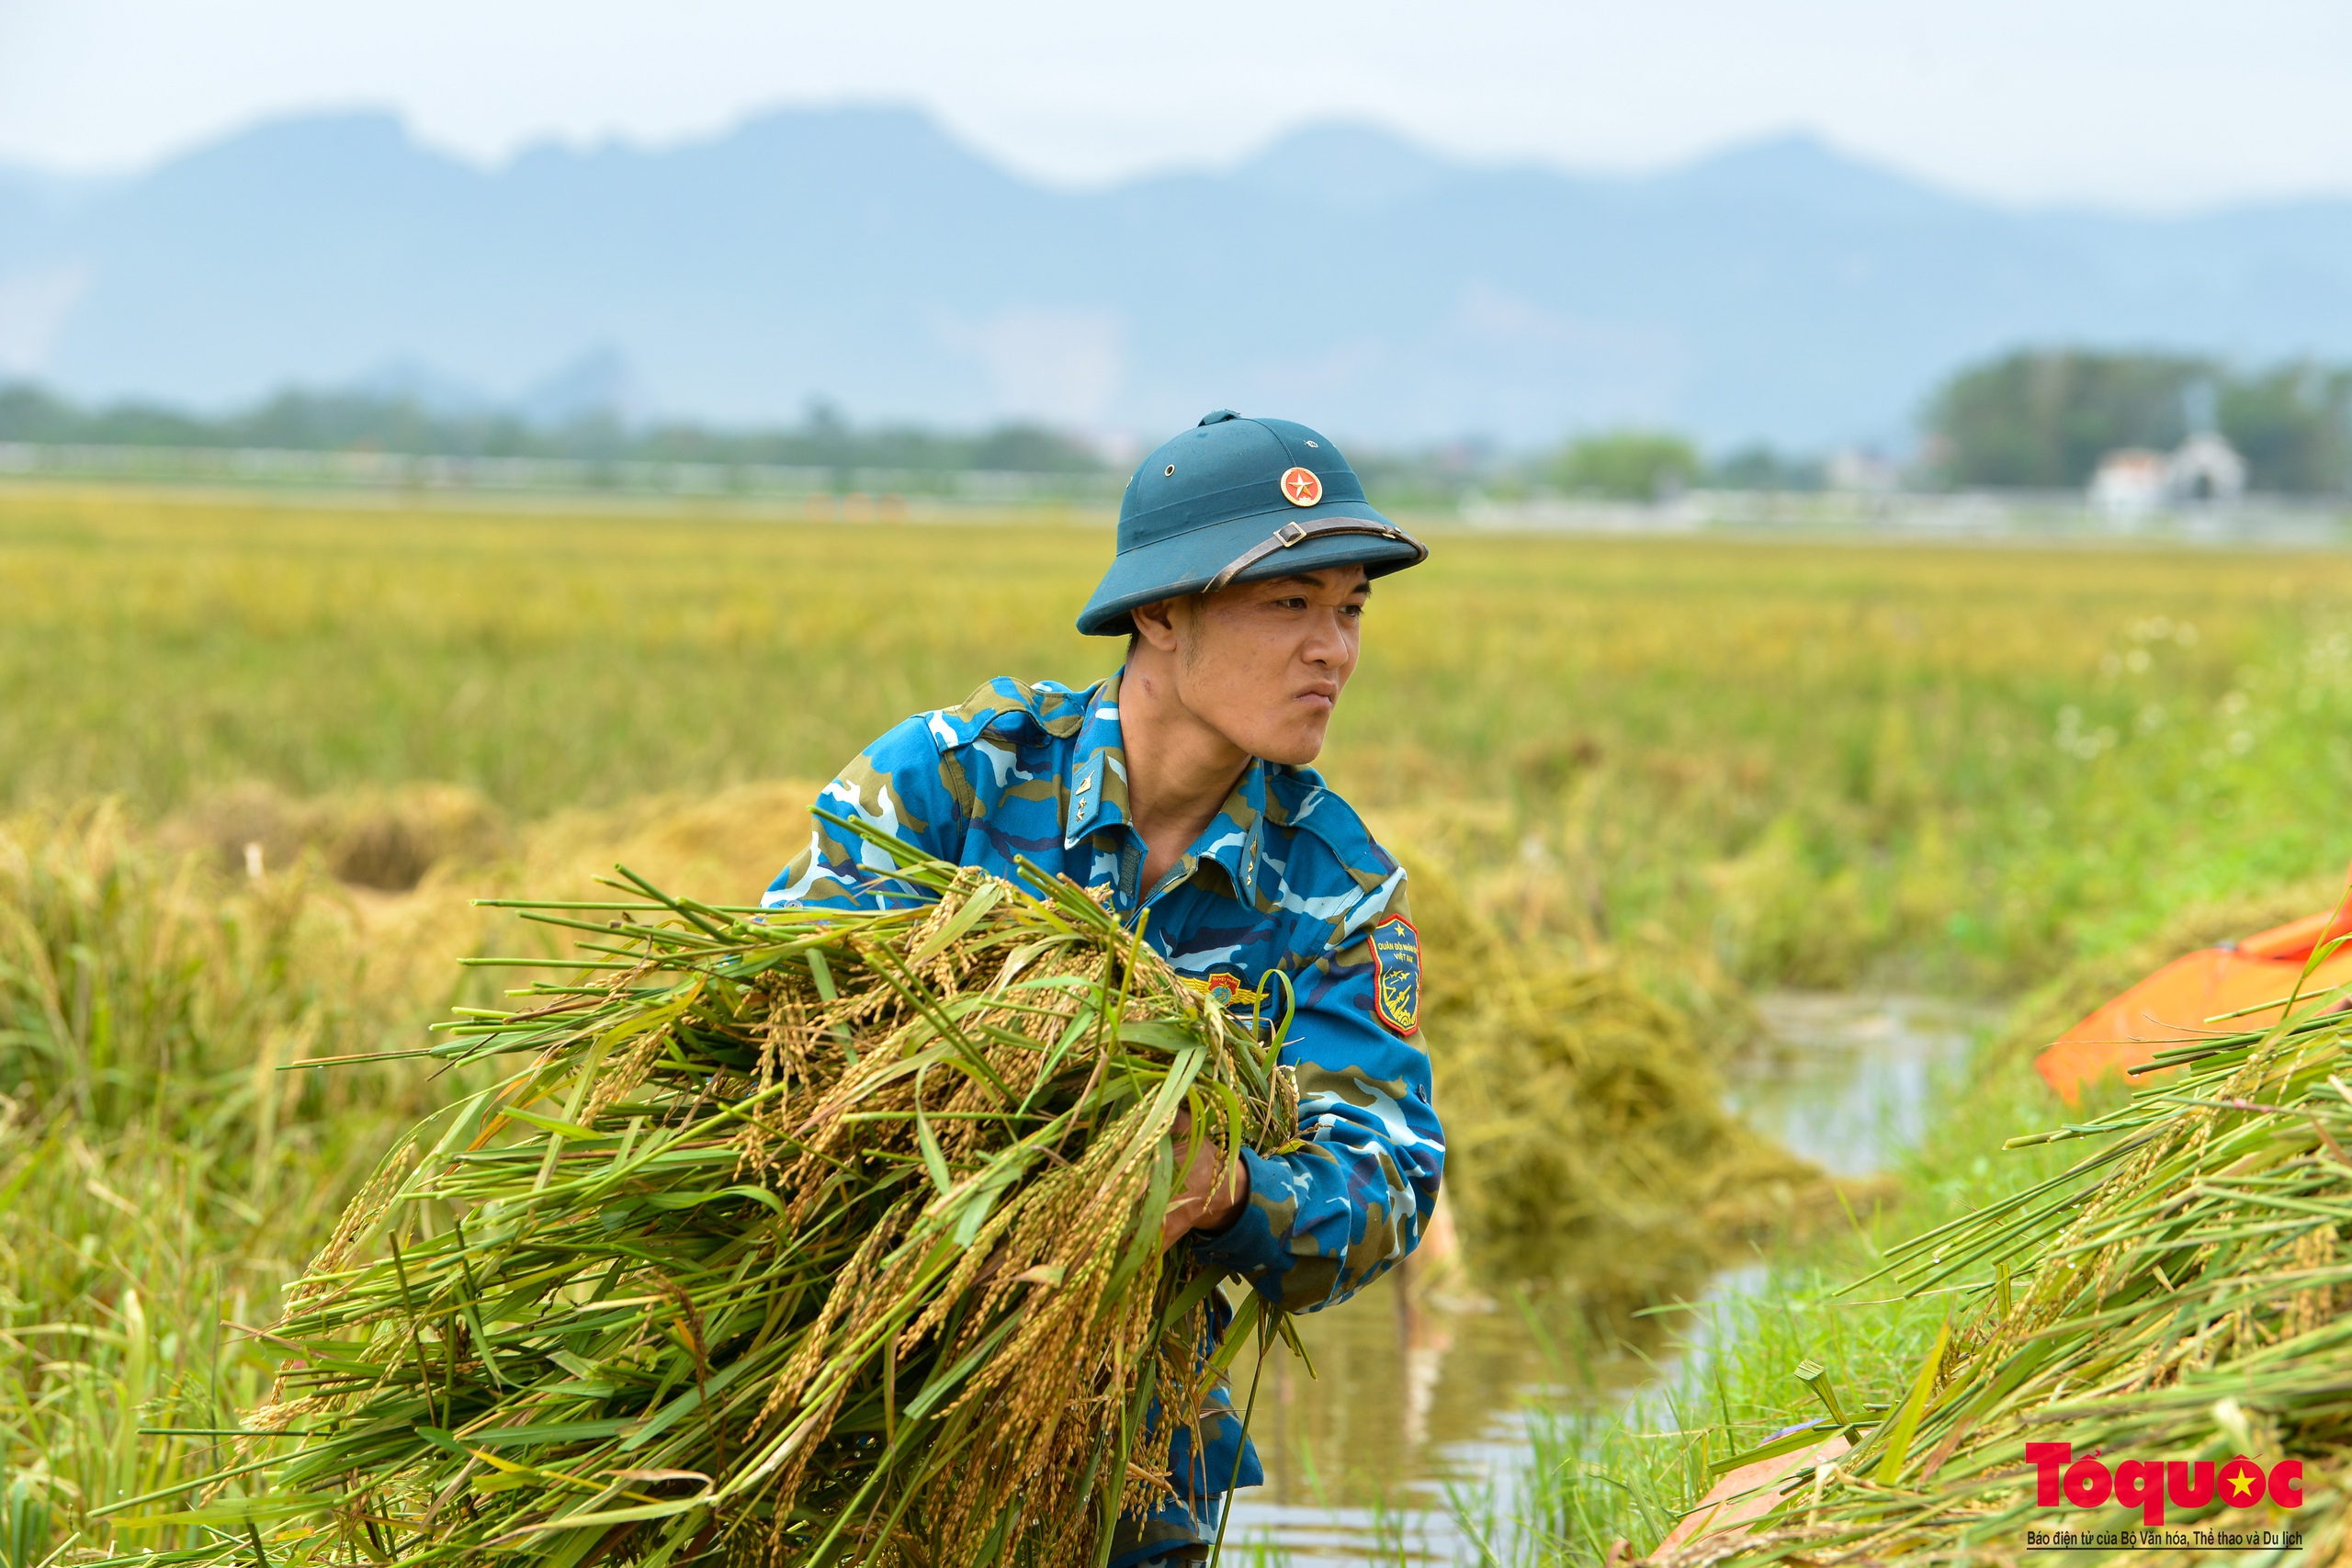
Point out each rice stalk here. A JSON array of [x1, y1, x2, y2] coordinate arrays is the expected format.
[[1657, 960, 2352, 1566], [105, 829, 1295, 1566]]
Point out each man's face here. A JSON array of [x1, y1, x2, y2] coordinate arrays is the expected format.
[[1136, 566, 1370, 765]]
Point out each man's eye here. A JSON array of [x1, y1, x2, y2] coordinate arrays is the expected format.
[[1342, 604, 1365, 619], [1273, 597, 1307, 610]]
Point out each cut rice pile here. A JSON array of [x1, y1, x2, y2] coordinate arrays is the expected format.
[[1664, 976, 2352, 1567], [119, 834, 1293, 1567], [1395, 846, 1845, 1302]]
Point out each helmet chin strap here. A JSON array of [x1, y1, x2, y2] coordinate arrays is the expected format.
[[1204, 518, 1428, 593]]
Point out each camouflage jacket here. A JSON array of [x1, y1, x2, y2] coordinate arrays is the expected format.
[[762, 672, 1445, 1517]]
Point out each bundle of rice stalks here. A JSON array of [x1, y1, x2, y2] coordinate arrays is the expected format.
[[114, 829, 1295, 1567], [1665, 972, 2352, 1567], [1391, 845, 1838, 1303]]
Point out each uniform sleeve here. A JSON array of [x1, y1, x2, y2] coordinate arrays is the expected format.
[[761, 714, 968, 912], [1188, 880, 1444, 1314]]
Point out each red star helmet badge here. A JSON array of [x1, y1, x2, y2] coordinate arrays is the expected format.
[[1280, 467, 1323, 507]]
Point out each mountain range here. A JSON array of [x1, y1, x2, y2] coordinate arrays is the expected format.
[[4, 107, 2351, 449]]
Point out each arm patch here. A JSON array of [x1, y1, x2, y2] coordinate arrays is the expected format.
[[1368, 915, 1420, 1037]]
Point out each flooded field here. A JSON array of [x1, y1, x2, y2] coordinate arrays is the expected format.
[[1222, 994, 1994, 1563]]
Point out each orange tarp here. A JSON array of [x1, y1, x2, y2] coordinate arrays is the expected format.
[[2035, 879, 2352, 1105]]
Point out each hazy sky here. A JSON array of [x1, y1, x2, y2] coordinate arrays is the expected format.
[[3, 0, 2350, 210]]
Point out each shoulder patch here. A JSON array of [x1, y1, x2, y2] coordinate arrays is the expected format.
[[1368, 914, 1419, 1037]]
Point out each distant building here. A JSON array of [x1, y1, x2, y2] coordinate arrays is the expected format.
[[1826, 447, 1900, 493], [2168, 432, 2245, 503], [2091, 449, 2171, 516], [2090, 434, 2246, 516]]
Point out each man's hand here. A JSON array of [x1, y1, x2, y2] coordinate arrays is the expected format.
[[1160, 1106, 1250, 1252]]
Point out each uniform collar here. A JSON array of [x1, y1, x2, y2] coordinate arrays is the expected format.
[[1066, 671, 1133, 843], [1206, 751, 1271, 906], [1064, 668, 1270, 906]]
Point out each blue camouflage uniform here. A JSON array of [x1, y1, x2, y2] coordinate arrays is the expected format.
[[762, 670, 1444, 1560]]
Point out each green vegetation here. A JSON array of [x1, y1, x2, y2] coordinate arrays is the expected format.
[[0, 381, 1106, 473], [1402, 846, 1840, 1300], [0, 805, 483, 1554], [1927, 348, 2352, 492], [1750, 1000, 2352, 1562], [2219, 364, 2352, 495], [8, 485, 2350, 994], [1461, 860, 2345, 1563], [1550, 431, 1702, 501], [153, 856, 1281, 1565], [1704, 445, 1825, 492], [6, 481, 2352, 1562], [1535, 946, 2352, 1567]]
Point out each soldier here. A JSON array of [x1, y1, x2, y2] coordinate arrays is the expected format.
[[763, 410, 1445, 1563]]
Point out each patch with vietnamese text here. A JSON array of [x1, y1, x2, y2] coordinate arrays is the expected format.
[[1369, 915, 1419, 1036]]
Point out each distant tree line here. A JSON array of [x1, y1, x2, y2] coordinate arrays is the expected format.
[[1548, 430, 1823, 499], [1543, 351, 2352, 502], [28, 352, 2340, 499], [0, 383, 1107, 475], [1925, 349, 2352, 492]]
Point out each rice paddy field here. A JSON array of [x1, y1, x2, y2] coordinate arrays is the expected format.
[[13, 483, 2352, 990], [6, 479, 2352, 1564]]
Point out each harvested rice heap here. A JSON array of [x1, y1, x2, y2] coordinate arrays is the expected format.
[[165, 841, 1294, 1566], [1397, 851, 1841, 1301], [1669, 984, 2352, 1568]]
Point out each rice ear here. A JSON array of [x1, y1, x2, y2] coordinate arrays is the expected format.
[[189, 853, 1283, 1565], [1686, 1002, 2352, 1564]]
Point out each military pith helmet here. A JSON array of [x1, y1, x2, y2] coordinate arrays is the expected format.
[[1075, 411, 1428, 637]]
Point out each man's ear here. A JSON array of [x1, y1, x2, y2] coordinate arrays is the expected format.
[[1130, 597, 1184, 655]]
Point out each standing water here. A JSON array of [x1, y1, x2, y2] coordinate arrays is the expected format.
[[1217, 993, 1992, 1563]]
